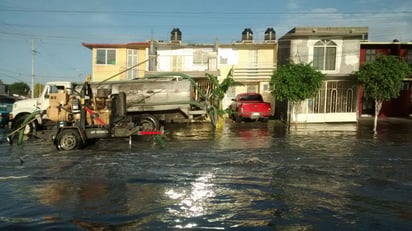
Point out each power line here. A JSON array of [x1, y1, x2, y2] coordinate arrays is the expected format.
[[1, 8, 411, 15]]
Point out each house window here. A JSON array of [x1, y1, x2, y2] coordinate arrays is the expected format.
[[408, 49, 412, 68], [127, 49, 138, 79], [96, 48, 116, 65], [171, 56, 184, 71], [248, 50, 258, 67], [365, 49, 376, 62], [220, 56, 228, 65], [313, 40, 337, 71], [193, 50, 208, 65]]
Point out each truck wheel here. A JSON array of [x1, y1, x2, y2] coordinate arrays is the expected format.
[[56, 129, 81, 151], [12, 114, 37, 135], [137, 114, 160, 131]]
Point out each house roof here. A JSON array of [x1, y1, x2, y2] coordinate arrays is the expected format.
[[82, 42, 150, 49], [279, 26, 369, 40]]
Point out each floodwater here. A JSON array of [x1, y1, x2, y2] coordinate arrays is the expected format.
[[0, 119, 411, 230]]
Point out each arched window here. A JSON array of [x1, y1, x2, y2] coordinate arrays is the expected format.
[[313, 40, 337, 71]]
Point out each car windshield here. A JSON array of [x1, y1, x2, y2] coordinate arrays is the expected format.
[[0, 104, 11, 111], [239, 94, 263, 101]]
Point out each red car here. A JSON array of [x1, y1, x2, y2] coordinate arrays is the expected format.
[[229, 93, 271, 122]]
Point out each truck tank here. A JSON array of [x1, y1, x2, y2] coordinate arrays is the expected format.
[[90, 77, 207, 122]]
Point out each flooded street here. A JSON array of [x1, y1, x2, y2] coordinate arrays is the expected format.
[[0, 119, 411, 230]]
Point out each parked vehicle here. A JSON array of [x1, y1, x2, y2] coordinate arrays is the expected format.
[[9, 80, 163, 150], [10, 72, 209, 133], [229, 92, 271, 122], [0, 95, 17, 128]]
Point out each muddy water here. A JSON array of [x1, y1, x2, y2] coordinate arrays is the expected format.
[[0, 119, 411, 230]]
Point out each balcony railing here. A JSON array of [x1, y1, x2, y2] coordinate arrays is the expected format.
[[232, 66, 276, 80]]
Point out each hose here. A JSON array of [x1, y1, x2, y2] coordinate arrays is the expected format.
[[17, 111, 40, 146]]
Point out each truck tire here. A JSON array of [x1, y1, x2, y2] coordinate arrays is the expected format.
[[55, 129, 82, 151], [137, 114, 160, 131], [12, 114, 37, 135]]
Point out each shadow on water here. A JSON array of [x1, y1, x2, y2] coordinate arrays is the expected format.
[[0, 118, 411, 230]]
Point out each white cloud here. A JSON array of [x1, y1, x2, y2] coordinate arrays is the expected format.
[[277, 6, 412, 42]]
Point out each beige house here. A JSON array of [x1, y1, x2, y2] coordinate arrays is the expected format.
[[219, 28, 277, 110], [82, 28, 278, 115], [82, 42, 150, 82]]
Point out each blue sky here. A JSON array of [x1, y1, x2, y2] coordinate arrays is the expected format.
[[1, 0, 411, 86]]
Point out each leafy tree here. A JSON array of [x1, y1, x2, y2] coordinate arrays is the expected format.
[[354, 55, 410, 134], [270, 62, 325, 123], [9, 82, 31, 96], [206, 69, 243, 128], [34, 83, 44, 97]]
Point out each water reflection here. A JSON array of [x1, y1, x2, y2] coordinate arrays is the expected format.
[[0, 118, 411, 230], [165, 172, 216, 228]]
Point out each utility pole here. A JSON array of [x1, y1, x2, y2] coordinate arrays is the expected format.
[[31, 39, 35, 98]]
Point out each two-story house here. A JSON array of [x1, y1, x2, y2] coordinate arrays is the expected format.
[[359, 41, 412, 118], [82, 42, 150, 81], [219, 28, 277, 110], [83, 28, 277, 115], [145, 28, 219, 99], [276, 27, 368, 123]]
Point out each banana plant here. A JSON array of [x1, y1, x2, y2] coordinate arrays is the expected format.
[[205, 69, 243, 128]]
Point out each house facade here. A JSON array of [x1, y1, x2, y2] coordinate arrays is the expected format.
[[145, 28, 219, 100], [219, 28, 277, 110], [276, 27, 369, 123], [82, 28, 277, 114], [359, 41, 412, 118], [82, 42, 150, 81]]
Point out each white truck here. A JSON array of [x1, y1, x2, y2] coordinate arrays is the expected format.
[[10, 73, 209, 133]]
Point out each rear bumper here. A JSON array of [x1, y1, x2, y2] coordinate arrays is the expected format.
[[241, 112, 271, 119]]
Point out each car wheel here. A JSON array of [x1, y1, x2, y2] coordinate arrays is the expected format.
[[235, 114, 242, 123]]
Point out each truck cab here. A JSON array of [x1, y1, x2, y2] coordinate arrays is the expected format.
[[11, 81, 73, 130]]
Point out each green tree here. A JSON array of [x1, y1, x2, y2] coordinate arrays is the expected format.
[[270, 62, 325, 123], [34, 83, 44, 97], [9, 82, 31, 96], [206, 69, 243, 129], [354, 55, 410, 134]]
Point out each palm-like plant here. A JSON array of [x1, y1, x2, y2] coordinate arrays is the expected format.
[[205, 69, 243, 128]]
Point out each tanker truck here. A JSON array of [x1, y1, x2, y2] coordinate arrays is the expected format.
[[13, 80, 164, 150], [10, 72, 210, 135]]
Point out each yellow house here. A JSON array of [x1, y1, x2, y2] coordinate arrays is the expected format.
[[82, 42, 150, 82], [218, 28, 278, 110]]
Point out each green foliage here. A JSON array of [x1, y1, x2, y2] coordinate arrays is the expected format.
[[9, 82, 30, 96], [354, 55, 410, 101], [205, 69, 243, 126], [270, 62, 325, 102], [34, 83, 44, 97]]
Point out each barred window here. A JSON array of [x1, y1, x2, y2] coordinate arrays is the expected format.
[[193, 50, 208, 64], [313, 40, 337, 71]]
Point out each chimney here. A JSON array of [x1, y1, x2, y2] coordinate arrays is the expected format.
[[170, 28, 182, 43]]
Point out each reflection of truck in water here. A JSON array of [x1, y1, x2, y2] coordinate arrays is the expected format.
[[10, 72, 210, 134]]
